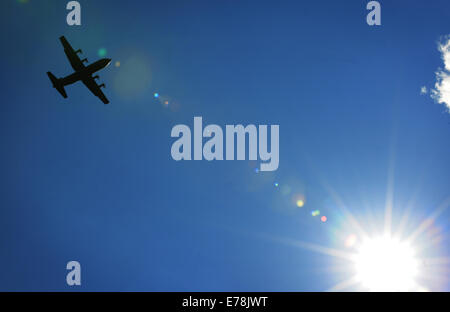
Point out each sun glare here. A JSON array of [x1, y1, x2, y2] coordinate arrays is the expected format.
[[353, 236, 419, 291]]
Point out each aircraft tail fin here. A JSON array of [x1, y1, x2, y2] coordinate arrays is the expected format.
[[47, 72, 67, 98]]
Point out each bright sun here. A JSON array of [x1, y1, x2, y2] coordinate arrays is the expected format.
[[353, 236, 419, 291]]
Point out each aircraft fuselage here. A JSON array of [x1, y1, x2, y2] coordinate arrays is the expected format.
[[61, 58, 111, 86]]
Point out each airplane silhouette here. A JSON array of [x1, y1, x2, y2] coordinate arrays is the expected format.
[[47, 36, 112, 104]]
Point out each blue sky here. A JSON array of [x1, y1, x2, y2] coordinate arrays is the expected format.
[[0, 0, 449, 291]]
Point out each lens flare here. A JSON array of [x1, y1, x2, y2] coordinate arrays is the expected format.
[[98, 48, 107, 57], [345, 234, 358, 248], [113, 54, 152, 99], [281, 185, 291, 196]]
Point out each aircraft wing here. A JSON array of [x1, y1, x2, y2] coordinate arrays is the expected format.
[[82, 76, 110, 104], [60, 36, 85, 71]]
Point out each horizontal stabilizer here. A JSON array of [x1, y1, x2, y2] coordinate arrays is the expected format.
[[47, 72, 67, 99]]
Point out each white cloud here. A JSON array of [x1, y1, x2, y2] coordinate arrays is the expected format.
[[420, 86, 427, 95], [431, 37, 450, 112]]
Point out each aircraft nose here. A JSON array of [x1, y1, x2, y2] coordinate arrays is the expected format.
[[105, 58, 112, 66]]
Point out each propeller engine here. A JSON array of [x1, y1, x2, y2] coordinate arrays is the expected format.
[[81, 58, 88, 64], [93, 75, 100, 80], [98, 83, 106, 89], [75, 49, 83, 54]]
